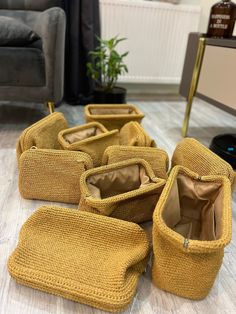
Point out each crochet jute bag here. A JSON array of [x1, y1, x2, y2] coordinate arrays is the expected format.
[[172, 138, 236, 189], [152, 165, 232, 300], [79, 159, 166, 223], [119, 121, 156, 147], [102, 145, 169, 179], [84, 104, 145, 130], [8, 206, 149, 312], [19, 148, 93, 204], [58, 122, 119, 167], [16, 112, 68, 163]]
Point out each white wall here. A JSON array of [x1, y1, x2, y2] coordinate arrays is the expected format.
[[180, 0, 200, 4], [199, 0, 216, 32], [179, 0, 215, 33]]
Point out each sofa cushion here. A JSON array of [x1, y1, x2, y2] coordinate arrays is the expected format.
[[0, 47, 45, 86], [0, 0, 63, 11], [0, 16, 39, 46]]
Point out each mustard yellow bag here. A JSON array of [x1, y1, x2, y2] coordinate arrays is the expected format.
[[79, 159, 166, 223], [172, 138, 236, 189], [58, 122, 119, 167], [19, 148, 93, 204], [152, 165, 232, 300], [84, 104, 145, 130], [16, 112, 68, 163], [102, 145, 169, 179], [119, 121, 156, 147], [8, 206, 149, 313]]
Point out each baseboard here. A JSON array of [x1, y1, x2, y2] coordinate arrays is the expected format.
[[119, 83, 184, 101]]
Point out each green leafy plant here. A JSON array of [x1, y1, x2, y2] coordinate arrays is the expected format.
[[87, 36, 129, 91]]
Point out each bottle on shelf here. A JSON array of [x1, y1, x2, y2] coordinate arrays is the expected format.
[[207, 0, 236, 38]]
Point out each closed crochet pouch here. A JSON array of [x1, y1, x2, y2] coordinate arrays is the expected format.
[[58, 122, 119, 167], [8, 206, 150, 313], [172, 138, 236, 189], [19, 148, 93, 204], [79, 159, 166, 223], [152, 165, 232, 300], [119, 121, 156, 147], [102, 145, 169, 179], [84, 104, 145, 130], [16, 112, 68, 163]]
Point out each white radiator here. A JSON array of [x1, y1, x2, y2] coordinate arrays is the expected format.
[[100, 0, 201, 84]]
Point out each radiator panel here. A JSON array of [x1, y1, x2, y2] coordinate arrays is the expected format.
[[100, 0, 201, 84]]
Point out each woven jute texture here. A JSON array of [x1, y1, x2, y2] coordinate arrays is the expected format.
[[58, 122, 119, 167], [172, 138, 236, 189], [79, 159, 166, 223], [152, 165, 232, 300], [16, 112, 68, 164], [8, 206, 149, 312], [84, 104, 145, 130], [102, 145, 169, 179], [119, 121, 156, 147], [19, 148, 93, 204]]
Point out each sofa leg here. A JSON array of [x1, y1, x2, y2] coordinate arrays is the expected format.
[[46, 101, 55, 114], [181, 37, 206, 137]]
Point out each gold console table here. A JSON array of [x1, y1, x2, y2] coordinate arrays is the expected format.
[[180, 33, 236, 137]]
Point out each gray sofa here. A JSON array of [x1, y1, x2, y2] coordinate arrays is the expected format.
[[0, 0, 66, 110]]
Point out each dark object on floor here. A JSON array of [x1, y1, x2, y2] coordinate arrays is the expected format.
[[210, 134, 236, 169], [93, 87, 127, 104]]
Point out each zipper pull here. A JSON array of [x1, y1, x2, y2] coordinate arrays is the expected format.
[[183, 238, 189, 249]]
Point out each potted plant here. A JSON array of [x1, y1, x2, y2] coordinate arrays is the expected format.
[[87, 36, 129, 104]]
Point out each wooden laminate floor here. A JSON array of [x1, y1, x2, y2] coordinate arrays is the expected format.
[[0, 100, 235, 314]]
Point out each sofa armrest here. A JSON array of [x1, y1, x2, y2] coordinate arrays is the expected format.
[[34, 7, 66, 103]]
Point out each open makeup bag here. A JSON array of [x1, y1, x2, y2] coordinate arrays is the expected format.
[[9, 105, 234, 312], [84, 104, 145, 130], [79, 159, 166, 223], [58, 122, 120, 166], [152, 165, 232, 300]]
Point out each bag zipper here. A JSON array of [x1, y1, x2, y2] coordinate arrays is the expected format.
[[22, 113, 59, 151], [183, 238, 189, 249]]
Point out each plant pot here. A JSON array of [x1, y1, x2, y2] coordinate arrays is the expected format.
[[93, 87, 126, 104]]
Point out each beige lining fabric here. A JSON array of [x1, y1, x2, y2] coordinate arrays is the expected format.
[[79, 159, 166, 223], [64, 126, 103, 144], [89, 108, 135, 115], [162, 173, 222, 241], [84, 105, 145, 130], [58, 122, 120, 167], [87, 165, 151, 199]]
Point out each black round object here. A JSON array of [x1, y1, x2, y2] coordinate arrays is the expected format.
[[210, 134, 236, 169], [93, 87, 126, 104]]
